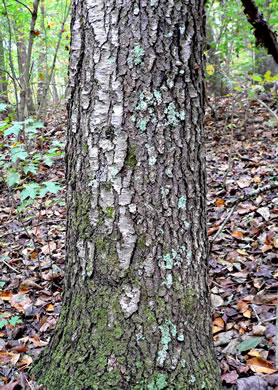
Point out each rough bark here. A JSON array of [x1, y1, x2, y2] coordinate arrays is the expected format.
[[240, 0, 278, 64], [32, 1, 221, 389]]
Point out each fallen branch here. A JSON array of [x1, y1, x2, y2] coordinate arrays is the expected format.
[[209, 181, 278, 254], [0, 218, 66, 238], [255, 97, 278, 122]]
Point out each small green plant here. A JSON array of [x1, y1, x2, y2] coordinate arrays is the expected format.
[[0, 118, 64, 210], [0, 313, 23, 329]]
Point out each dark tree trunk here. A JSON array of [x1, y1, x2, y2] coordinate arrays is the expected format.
[[32, 1, 221, 389], [240, 0, 278, 64], [37, 3, 47, 109]]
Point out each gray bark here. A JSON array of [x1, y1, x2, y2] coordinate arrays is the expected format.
[[32, 1, 221, 389]]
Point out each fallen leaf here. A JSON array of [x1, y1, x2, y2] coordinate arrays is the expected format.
[[237, 337, 262, 352], [45, 303, 54, 312], [213, 317, 225, 328], [252, 324, 266, 336], [10, 294, 32, 312], [257, 207, 270, 221], [211, 294, 224, 308], [17, 354, 33, 367], [237, 300, 249, 313], [221, 370, 238, 384], [243, 309, 251, 318], [214, 330, 234, 347], [29, 336, 48, 347], [261, 245, 272, 253], [247, 357, 278, 374], [237, 177, 252, 188], [213, 326, 223, 334], [232, 231, 244, 239], [237, 249, 248, 256], [10, 345, 28, 353], [10, 353, 20, 365], [0, 291, 13, 301], [0, 351, 19, 364], [20, 278, 43, 290], [41, 241, 57, 254], [247, 349, 262, 357], [237, 376, 268, 390]]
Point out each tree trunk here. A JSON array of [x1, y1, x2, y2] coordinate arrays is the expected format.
[[0, 31, 8, 101], [37, 3, 47, 109], [240, 0, 278, 64], [32, 1, 221, 389], [15, 24, 36, 118]]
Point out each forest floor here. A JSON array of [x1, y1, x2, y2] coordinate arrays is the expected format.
[[0, 93, 277, 389]]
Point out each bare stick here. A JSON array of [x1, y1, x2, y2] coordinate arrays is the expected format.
[[255, 97, 278, 122], [209, 181, 278, 253], [1, 258, 21, 273], [0, 218, 65, 239]]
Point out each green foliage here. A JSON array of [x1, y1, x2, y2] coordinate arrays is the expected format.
[[0, 118, 63, 211], [0, 313, 22, 329], [205, 0, 278, 94], [0, 0, 70, 111]]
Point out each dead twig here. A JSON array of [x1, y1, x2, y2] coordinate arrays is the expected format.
[[0, 218, 66, 238], [209, 181, 278, 254], [255, 97, 278, 122], [0, 258, 21, 274]]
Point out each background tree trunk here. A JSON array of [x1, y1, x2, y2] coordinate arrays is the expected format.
[[32, 0, 221, 389], [240, 0, 278, 64], [15, 24, 36, 118], [0, 31, 8, 102], [37, 3, 47, 109]]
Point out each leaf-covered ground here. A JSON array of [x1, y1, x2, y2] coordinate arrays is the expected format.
[[0, 93, 277, 389]]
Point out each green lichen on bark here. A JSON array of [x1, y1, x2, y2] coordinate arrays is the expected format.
[[126, 146, 137, 169], [181, 287, 197, 313], [72, 193, 92, 238]]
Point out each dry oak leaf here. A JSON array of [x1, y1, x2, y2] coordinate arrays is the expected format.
[[237, 300, 249, 313], [20, 278, 43, 290], [41, 241, 56, 254], [247, 357, 278, 374], [232, 231, 244, 239]]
